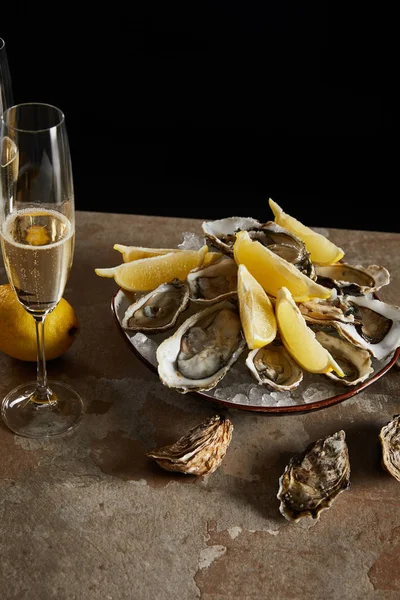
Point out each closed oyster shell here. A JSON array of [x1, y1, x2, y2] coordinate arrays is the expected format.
[[147, 414, 233, 476], [379, 415, 400, 482], [277, 430, 350, 523]]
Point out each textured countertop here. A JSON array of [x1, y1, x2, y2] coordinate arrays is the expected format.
[[1, 211, 400, 600]]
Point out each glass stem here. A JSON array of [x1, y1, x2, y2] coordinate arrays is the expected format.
[[34, 315, 53, 404]]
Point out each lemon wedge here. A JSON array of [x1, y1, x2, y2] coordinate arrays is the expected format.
[[237, 264, 277, 349], [233, 230, 332, 302], [95, 245, 209, 292], [113, 244, 182, 262], [268, 198, 345, 266], [114, 243, 222, 266], [275, 286, 344, 376]]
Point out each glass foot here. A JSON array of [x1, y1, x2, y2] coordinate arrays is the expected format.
[[1, 380, 84, 438]]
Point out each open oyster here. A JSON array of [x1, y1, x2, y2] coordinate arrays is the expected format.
[[298, 294, 356, 325], [187, 255, 238, 304], [277, 430, 350, 523], [379, 415, 400, 482], [246, 338, 303, 391], [202, 216, 262, 255], [202, 217, 314, 278], [315, 263, 390, 295], [246, 221, 315, 278], [121, 279, 190, 333], [147, 414, 233, 476], [331, 294, 400, 361], [312, 327, 373, 386], [156, 299, 246, 393]]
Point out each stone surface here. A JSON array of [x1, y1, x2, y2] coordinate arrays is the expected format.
[[1, 212, 400, 600]]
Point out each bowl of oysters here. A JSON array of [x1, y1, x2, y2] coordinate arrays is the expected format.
[[96, 199, 400, 413]]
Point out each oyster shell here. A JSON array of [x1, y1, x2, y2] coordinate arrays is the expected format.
[[331, 294, 400, 361], [298, 294, 356, 325], [246, 339, 303, 391], [202, 216, 262, 255], [187, 255, 238, 304], [379, 415, 400, 482], [147, 414, 233, 476], [313, 328, 373, 386], [246, 221, 315, 279], [202, 217, 314, 278], [156, 299, 246, 393], [315, 263, 390, 295], [121, 279, 190, 332], [277, 430, 351, 523]]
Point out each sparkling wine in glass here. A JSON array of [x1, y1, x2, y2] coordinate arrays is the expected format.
[[0, 102, 84, 438]]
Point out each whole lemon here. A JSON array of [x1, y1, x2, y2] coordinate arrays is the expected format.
[[0, 284, 80, 361]]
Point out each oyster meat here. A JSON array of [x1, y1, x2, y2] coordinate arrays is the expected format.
[[246, 221, 315, 278], [379, 415, 400, 482], [315, 263, 390, 295], [246, 338, 303, 391], [312, 327, 374, 386], [147, 414, 233, 476], [187, 255, 238, 304], [331, 294, 400, 361], [277, 430, 351, 523], [122, 279, 190, 332], [202, 217, 314, 278], [202, 216, 262, 255], [156, 299, 246, 393], [298, 294, 356, 325]]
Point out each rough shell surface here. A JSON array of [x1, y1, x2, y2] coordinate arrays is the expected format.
[[277, 430, 351, 523], [147, 414, 233, 476], [379, 415, 400, 482]]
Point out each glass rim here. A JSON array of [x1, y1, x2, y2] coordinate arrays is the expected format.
[[0, 38, 5, 51], [1, 102, 65, 133]]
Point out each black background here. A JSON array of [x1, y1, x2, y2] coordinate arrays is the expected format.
[[2, 4, 395, 231]]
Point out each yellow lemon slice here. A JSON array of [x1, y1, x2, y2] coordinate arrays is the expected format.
[[95, 245, 209, 292], [113, 243, 222, 266], [237, 264, 277, 349], [233, 230, 332, 302], [275, 286, 344, 376], [268, 198, 345, 266]]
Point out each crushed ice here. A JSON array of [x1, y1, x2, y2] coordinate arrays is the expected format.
[[178, 231, 207, 250], [132, 333, 158, 367]]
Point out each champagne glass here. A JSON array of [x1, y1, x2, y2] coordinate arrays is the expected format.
[[0, 37, 13, 115], [0, 102, 84, 438]]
